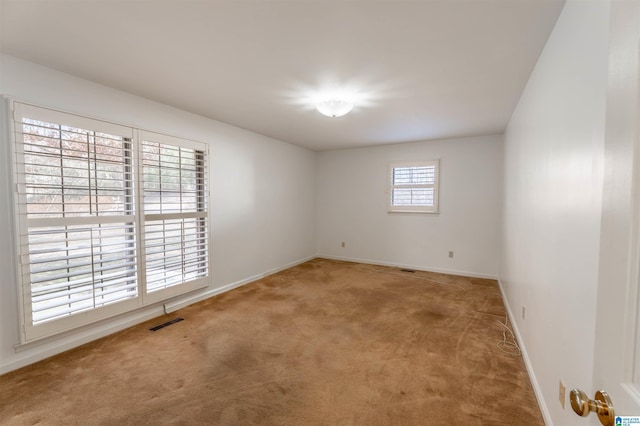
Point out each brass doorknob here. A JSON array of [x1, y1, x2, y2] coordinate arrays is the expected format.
[[569, 389, 615, 426]]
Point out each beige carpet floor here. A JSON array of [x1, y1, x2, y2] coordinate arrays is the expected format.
[[0, 259, 543, 425]]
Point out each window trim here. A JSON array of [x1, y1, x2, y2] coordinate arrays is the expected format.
[[388, 160, 440, 214], [9, 100, 211, 343]]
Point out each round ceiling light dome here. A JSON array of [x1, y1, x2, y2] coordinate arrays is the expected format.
[[315, 98, 354, 118]]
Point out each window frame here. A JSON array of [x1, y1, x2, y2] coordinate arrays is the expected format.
[[9, 100, 211, 343], [388, 160, 440, 214]]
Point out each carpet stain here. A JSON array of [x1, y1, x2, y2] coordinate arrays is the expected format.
[[412, 308, 447, 324], [0, 259, 543, 426]]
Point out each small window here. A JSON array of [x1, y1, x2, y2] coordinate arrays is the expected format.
[[389, 161, 439, 213]]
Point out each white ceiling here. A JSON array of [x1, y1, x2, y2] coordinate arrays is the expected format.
[[0, 0, 565, 151]]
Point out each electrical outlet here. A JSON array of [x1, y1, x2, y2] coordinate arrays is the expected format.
[[448, 251, 454, 258], [522, 306, 526, 320], [559, 380, 566, 409], [341, 242, 345, 248]]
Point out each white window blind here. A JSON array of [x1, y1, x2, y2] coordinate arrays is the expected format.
[[11, 103, 210, 341], [389, 161, 439, 213], [140, 132, 209, 301]]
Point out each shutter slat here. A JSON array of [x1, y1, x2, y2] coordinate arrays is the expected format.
[[32, 267, 137, 295], [33, 278, 138, 303]]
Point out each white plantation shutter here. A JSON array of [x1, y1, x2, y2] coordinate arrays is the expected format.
[[11, 103, 211, 342], [28, 222, 137, 323], [140, 132, 209, 302], [389, 161, 439, 213], [13, 103, 139, 339]]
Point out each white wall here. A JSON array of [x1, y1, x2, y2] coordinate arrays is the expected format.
[[317, 135, 503, 278], [0, 54, 317, 373], [499, 1, 610, 425]]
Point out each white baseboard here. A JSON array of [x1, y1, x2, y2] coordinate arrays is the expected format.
[[1, 255, 316, 375], [497, 279, 552, 426], [316, 254, 498, 280]]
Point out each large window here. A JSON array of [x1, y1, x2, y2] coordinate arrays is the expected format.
[[11, 102, 209, 342], [389, 161, 439, 213]]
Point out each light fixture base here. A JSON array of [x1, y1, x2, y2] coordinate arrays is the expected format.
[[316, 99, 354, 118]]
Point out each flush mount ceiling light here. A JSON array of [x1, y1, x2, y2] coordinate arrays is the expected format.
[[315, 98, 354, 118]]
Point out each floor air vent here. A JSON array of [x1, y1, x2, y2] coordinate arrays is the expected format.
[[400, 269, 416, 273], [149, 317, 184, 331]]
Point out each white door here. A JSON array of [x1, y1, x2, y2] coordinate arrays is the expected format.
[[590, 0, 640, 423]]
